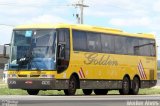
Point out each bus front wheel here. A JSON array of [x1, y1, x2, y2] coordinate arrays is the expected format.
[[64, 76, 77, 95], [27, 89, 39, 95], [119, 77, 130, 95], [82, 89, 92, 95]]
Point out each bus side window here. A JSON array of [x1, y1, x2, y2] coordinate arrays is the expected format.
[[150, 40, 156, 56], [87, 32, 101, 52], [101, 34, 115, 53], [127, 38, 139, 55], [115, 36, 127, 54]]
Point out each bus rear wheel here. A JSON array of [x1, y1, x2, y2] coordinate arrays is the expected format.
[[27, 89, 39, 95], [129, 77, 140, 95], [82, 89, 92, 95], [119, 77, 130, 95], [94, 89, 108, 95], [64, 76, 77, 95]]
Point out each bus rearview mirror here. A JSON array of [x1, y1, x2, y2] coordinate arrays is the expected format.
[[3, 44, 10, 58]]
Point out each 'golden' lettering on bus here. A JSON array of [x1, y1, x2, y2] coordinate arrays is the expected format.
[[84, 53, 118, 66]]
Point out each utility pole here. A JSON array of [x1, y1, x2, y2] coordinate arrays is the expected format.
[[73, 0, 89, 24]]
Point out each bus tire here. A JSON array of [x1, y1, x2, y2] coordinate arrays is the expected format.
[[64, 76, 77, 95], [82, 89, 92, 95], [94, 89, 108, 95], [27, 89, 39, 95], [119, 77, 130, 95], [129, 77, 140, 95]]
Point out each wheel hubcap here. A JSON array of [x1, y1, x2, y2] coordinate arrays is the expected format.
[[134, 79, 139, 91], [69, 78, 76, 93], [124, 81, 129, 90]]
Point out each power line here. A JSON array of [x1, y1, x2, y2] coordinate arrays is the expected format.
[[0, 24, 14, 27], [0, 2, 73, 7]]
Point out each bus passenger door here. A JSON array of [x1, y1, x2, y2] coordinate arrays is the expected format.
[[57, 29, 70, 73]]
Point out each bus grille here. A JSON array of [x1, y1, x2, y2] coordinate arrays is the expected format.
[[30, 75, 40, 77], [18, 75, 27, 77], [18, 75, 40, 77]]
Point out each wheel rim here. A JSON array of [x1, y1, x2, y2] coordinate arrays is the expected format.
[[67, 77, 76, 95], [69, 78, 76, 93], [133, 78, 139, 92], [123, 78, 129, 93]]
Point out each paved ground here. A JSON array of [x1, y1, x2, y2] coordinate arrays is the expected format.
[[0, 95, 160, 106]]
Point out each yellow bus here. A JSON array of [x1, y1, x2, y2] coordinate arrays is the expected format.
[[5, 23, 157, 95]]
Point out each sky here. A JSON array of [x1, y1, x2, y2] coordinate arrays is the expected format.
[[0, 0, 160, 59]]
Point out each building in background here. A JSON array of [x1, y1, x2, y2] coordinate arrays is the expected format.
[[0, 45, 10, 69], [0, 45, 10, 81]]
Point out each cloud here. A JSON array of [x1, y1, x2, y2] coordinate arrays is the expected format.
[[0, 26, 13, 44], [0, 0, 50, 6], [109, 17, 151, 27], [0, 0, 69, 18], [82, 0, 151, 20], [26, 14, 71, 24], [0, 0, 71, 45], [153, 0, 160, 12]]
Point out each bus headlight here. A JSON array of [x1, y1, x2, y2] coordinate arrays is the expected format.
[[41, 75, 54, 78], [8, 74, 17, 78]]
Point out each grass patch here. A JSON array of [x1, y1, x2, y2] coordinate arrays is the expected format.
[[0, 87, 160, 95], [139, 88, 160, 95], [0, 79, 4, 84], [0, 88, 28, 95]]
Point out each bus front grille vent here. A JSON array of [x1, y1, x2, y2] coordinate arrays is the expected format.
[[18, 75, 40, 77], [18, 75, 27, 77], [30, 75, 40, 77]]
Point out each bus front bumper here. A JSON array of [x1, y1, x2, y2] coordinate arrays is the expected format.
[[7, 78, 69, 90]]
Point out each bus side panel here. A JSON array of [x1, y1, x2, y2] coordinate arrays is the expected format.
[[67, 51, 157, 89]]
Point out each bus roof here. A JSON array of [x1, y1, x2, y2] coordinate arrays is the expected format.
[[15, 23, 155, 39]]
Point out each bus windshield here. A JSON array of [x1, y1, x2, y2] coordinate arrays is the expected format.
[[9, 29, 57, 70]]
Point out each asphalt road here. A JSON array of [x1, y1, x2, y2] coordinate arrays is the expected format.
[[0, 95, 160, 106]]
